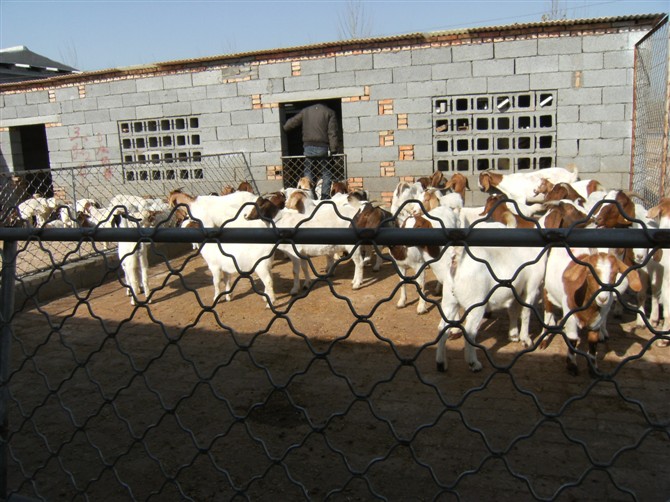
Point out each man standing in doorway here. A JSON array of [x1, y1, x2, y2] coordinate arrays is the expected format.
[[283, 103, 341, 199]]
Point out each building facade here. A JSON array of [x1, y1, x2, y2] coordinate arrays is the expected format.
[[0, 14, 664, 205]]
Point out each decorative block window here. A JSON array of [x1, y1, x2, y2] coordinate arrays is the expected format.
[[118, 116, 202, 182], [433, 91, 556, 174]]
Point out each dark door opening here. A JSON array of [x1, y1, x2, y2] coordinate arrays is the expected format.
[[14, 124, 54, 197], [279, 99, 345, 189]]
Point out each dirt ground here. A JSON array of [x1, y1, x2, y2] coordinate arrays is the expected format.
[[5, 245, 670, 501]]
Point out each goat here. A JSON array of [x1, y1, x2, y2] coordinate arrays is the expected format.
[[115, 213, 151, 305], [644, 198, 670, 343], [431, 221, 548, 372], [478, 167, 578, 212], [443, 173, 469, 203], [198, 216, 277, 307], [17, 195, 57, 227], [541, 250, 642, 375], [390, 181, 425, 224], [237, 181, 255, 194], [479, 195, 538, 228]]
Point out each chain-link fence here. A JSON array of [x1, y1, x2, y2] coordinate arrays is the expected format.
[[631, 15, 669, 206], [1, 196, 668, 500], [0, 153, 255, 277], [281, 154, 347, 195]]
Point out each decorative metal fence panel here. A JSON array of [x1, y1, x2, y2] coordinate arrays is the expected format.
[[0, 199, 668, 501], [281, 154, 347, 195], [0, 153, 254, 277], [631, 15, 670, 205]]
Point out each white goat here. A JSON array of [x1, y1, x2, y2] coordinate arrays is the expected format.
[[17, 196, 57, 227], [198, 216, 276, 307], [390, 181, 425, 224], [116, 213, 151, 305], [433, 223, 548, 372]]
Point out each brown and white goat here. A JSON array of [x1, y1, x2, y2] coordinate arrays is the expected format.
[[542, 250, 642, 375]]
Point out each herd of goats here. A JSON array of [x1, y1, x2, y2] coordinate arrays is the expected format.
[[5, 166, 670, 375]]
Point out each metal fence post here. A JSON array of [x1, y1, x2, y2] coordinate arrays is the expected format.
[[0, 240, 17, 498]]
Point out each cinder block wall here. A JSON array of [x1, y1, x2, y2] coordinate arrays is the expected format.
[[0, 17, 657, 206]]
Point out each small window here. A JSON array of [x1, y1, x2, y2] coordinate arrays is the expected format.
[[517, 95, 531, 108], [455, 98, 469, 111], [476, 118, 489, 131]]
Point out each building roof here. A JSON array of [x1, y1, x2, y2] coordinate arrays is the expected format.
[[0, 46, 79, 84], [0, 13, 665, 91]]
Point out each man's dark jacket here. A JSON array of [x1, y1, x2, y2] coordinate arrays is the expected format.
[[283, 104, 340, 153]]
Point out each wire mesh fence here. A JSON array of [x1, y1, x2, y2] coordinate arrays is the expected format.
[[631, 15, 669, 206], [0, 153, 255, 277], [281, 154, 347, 196], [1, 195, 669, 501]]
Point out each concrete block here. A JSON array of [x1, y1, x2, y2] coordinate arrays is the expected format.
[[452, 43, 493, 62], [395, 160, 433, 176], [205, 83, 239, 99], [85, 83, 111, 97], [557, 122, 599, 139], [558, 53, 603, 71], [248, 122, 280, 138], [359, 115, 397, 132], [538, 36, 582, 55], [84, 110, 111, 124], [249, 151, 280, 167], [407, 80, 446, 98], [192, 99, 222, 114], [108, 79, 137, 94], [487, 75, 530, 93], [342, 117, 360, 134], [354, 68, 393, 85], [230, 109, 263, 125], [362, 146, 398, 162], [336, 53, 373, 71], [54, 87, 80, 101], [556, 105, 579, 123], [346, 161, 378, 178], [302, 58, 336, 75], [320, 71, 356, 88], [343, 131, 379, 148], [259, 61, 292, 79], [557, 88, 602, 106], [37, 103, 60, 116], [529, 72, 572, 90], [177, 87, 205, 103], [192, 70, 223, 87], [369, 83, 407, 100], [598, 155, 630, 173], [473, 58, 515, 77], [96, 95, 123, 109], [149, 90, 179, 105], [580, 104, 625, 123], [217, 124, 248, 140], [3, 93, 26, 107], [432, 61, 472, 80], [395, 97, 432, 114], [446, 77, 487, 95], [556, 138, 579, 157], [582, 33, 631, 53], [71, 98, 99, 111], [412, 144, 434, 160], [373, 50, 412, 69], [237, 78, 273, 96], [284, 75, 320, 92], [393, 65, 432, 82], [395, 129, 432, 146], [602, 121, 632, 139], [604, 50, 634, 69], [579, 138, 624, 156], [494, 39, 537, 59], [582, 69, 628, 88], [162, 102, 192, 116], [344, 147, 362, 163], [110, 108, 135, 121], [122, 93, 150, 107], [405, 113, 432, 130], [221, 96, 252, 112], [262, 107, 281, 123], [264, 136, 281, 152], [515, 55, 559, 74], [341, 101, 378, 118], [136, 77, 164, 92], [26, 91, 50, 105], [135, 105, 164, 119], [411, 46, 452, 65], [200, 112, 230, 128], [163, 73, 193, 89], [16, 104, 40, 118]]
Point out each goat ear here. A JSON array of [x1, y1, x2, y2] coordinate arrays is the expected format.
[[617, 259, 643, 292], [480, 174, 490, 191], [563, 261, 589, 310], [653, 249, 663, 262], [544, 210, 562, 229], [647, 204, 662, 220]]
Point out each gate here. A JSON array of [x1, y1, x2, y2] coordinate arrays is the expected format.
[[631, 15, 670, 205], [0, 200, 668, 500]]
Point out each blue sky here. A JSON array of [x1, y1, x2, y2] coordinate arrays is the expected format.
[[1, 0, 668, 72]]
